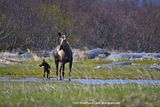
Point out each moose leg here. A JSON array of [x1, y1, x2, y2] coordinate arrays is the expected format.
[[62, 64, 65, 79], [47, 73, 49, 78], [47, 70, 50, 80], [55, 60, 59, 80], [60, 63, 63, 80], [43, 70, 45, 78], [69, 62, 72, 81]]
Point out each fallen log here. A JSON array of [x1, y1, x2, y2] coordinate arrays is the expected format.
[[4, 58, 22, 63], [151, 64, 160, 70]]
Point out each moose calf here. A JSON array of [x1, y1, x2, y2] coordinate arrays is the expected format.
[[39, 59, 51, 79]]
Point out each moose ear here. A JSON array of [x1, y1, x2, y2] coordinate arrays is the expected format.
[[58, 32, 61, 37]]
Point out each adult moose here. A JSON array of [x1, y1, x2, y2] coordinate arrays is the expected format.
[[54, 32, 73, 81]]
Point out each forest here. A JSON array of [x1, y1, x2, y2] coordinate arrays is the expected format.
[[0, 0, 160, 52]]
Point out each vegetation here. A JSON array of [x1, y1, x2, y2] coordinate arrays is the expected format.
[[0, 81, 159, 107], [1, 58, 159, 107], [0, 0, 160, 52], [1, 0, 160, 106], [0, 58, 160, 79]]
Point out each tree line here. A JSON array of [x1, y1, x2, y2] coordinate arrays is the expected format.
[[0, 0, 160, 52]]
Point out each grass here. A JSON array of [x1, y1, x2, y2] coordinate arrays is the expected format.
[[0, 58, 160, 79], [132, 59, 159, 65], [0, 81, 159, 107], [0, 58, 160, 107]]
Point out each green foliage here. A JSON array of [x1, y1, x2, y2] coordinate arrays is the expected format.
[[0, 58, 160, 79], [81, 59, 113, 65], [0, 58, 160, 106], [0, 82, 159, 107], [111, 58, 159, 65], [133, 59, 160, 65]]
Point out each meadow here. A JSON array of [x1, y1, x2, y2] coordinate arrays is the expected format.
[[0, 81, 160, 107], [0, 58, 160, 107], [0, 58, 160, 80]]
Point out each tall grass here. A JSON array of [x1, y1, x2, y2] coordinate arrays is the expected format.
[[0, 81, 159, 107], [0, 58, 160, 107], [0, 58, 160, 79]]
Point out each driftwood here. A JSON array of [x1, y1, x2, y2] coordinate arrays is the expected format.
[[106, 52, 160, 60], [85, 48, 110, 59], [151, 64, 160, 70], [4, 58, 22, 63]]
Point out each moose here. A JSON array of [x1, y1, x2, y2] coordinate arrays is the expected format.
[[53, 32, 73, 81], [39, 59, 51, 79]]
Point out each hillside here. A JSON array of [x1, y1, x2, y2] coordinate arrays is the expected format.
[[0, 0, 160, 52]]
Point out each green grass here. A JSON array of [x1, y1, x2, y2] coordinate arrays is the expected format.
[[0, 58, 160, 79], [132, 59, 159, 65], [0, 81, 159, 107], [0, 58, 160, 107]]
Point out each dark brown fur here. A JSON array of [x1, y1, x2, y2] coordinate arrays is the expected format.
[[54, 33, 73, 81], [39, 59, 51, 79]]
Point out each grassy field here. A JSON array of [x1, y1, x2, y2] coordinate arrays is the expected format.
[[0, 58, 160, 106], [0, 81, 160, 107], [0, 58, 160, 79]]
